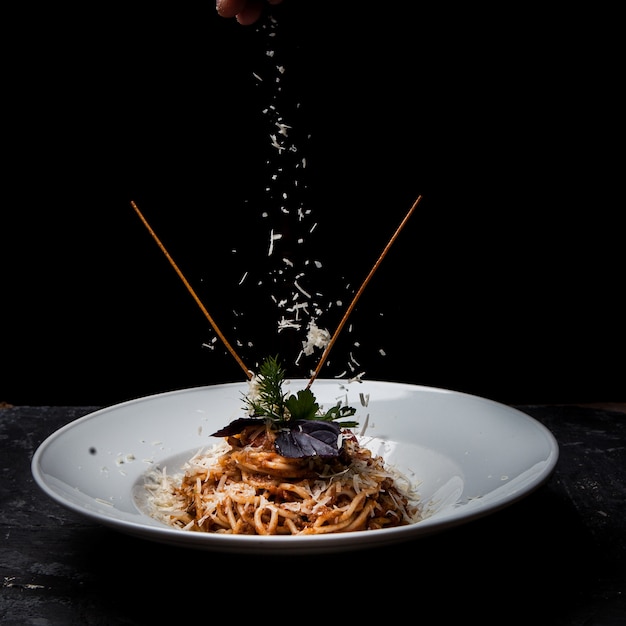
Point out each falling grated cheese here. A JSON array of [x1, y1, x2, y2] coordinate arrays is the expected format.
[[301, 321, 331, 356], [293, 279, 311, 299], [268, 229, 282, 256]]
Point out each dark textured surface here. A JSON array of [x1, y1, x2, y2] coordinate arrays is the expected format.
[[1, 404, 624, 625]]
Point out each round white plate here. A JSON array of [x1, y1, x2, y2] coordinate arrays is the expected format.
[[31, 380, 559, 554]]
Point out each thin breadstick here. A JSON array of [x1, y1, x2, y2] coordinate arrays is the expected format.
[[306, 195, 422, 389], [130, 200, 252, 379]]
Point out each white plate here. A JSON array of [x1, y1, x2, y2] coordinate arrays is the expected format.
[[31, 380, 559, 555]]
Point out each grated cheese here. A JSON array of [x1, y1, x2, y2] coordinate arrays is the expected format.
[[301, 321, 330, 356], [220, 14, 384, 378]]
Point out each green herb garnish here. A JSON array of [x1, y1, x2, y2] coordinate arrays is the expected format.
[[244, 355, 358, 428], [211, 355, 358, 458]]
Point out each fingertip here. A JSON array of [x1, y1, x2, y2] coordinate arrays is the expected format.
[[216, 0, 247, 19], [236, 4, 264, 25]]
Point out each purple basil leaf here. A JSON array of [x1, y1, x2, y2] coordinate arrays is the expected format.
[[211, 417, 264, 437], [275, 420, 342, 458]]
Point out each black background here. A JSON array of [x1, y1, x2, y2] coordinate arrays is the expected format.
[[2, 3, 623, 407]]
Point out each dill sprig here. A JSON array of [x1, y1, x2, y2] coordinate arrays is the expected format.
[[244, 355, 358, 429], [244, 355, 289, 424]]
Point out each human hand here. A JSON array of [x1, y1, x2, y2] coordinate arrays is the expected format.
[[216, 0, 284, 25]]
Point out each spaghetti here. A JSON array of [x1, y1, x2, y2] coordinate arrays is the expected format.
[[144, 423, 421, 535]]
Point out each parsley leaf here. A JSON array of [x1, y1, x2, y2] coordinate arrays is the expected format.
[[284, 389, 319, 421]]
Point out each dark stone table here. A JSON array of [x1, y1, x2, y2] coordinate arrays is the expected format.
[[2, 404, 624, 625]]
